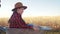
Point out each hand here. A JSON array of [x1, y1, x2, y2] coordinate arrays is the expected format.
[[33, 26, 39, 31]]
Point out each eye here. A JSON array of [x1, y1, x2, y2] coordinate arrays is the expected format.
[[18, 7, 21, 9], [22, 8, 24, 10]]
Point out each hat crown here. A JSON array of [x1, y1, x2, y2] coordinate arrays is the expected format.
[[15, 2, 23, 8], [12, 2, 27, 11]]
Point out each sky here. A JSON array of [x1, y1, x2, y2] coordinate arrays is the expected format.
[[0, 0, 60, 18]]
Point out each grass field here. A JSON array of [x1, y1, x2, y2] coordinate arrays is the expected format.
[[0, 16, 60, 34]]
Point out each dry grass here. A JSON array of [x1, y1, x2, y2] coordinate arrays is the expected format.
[[0, 16, 60, 34], [23, 16, 60, 29], [0, 16, 60, 29]]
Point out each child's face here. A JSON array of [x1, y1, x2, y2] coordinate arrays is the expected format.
[[17, 8, 24, 15]]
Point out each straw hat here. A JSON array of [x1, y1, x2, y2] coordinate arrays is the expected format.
[[12, 2, 27, 11]]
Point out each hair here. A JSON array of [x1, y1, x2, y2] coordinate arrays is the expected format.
[[12, 9, 17, 12]]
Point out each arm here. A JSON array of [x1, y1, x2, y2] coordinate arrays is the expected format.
[[15, 16, 33, 29]]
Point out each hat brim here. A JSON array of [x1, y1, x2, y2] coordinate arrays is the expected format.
[[12, 6, 27, 11]]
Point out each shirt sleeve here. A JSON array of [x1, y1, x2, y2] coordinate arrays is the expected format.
[[14, 15, 33, 29]]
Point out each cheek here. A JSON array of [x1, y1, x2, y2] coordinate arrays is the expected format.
[[18, 9, 23, 12], [19, 10, 23, 13], [17, 10, 23, 14], [17, 9, 24, 14]]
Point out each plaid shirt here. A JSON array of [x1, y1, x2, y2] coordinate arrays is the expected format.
[[8, 12, 32, 29]]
